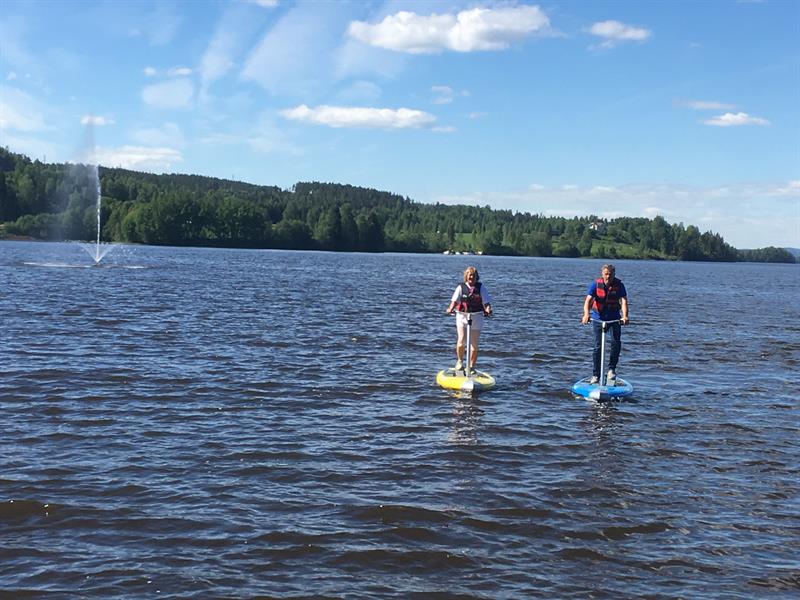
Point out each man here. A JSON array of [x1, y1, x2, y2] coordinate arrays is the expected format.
[[581, 264, 629, 384]]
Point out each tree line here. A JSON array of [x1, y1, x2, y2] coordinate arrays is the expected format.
[[0, 147, 795, 263]]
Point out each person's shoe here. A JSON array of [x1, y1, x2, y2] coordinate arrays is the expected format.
[[607, 369, 616, 382], [455, 360, 463, 371], [589, 376, 599, 384]]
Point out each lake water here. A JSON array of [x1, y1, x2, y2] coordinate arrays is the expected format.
[[1, 241, 798, 599]]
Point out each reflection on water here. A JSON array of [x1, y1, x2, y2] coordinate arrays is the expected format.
[[448, 398, 485, 446], [584, 402, 621, 443]]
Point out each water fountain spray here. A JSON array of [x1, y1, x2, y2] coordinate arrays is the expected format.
[[76, 120, 114, 265]]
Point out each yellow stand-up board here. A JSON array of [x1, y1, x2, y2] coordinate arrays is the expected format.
[[436, 368, 496, 393]]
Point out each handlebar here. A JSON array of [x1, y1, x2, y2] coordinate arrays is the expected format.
[[584, 318, 629, 326]]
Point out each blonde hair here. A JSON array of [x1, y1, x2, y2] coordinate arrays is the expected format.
[[601, 263, 616, 277], [463, 266, 480, 282]]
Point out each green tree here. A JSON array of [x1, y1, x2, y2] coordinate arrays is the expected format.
[[356, 210, 384, 252], [577, 228, 593, 256], [554, 239, 579, 258], [314, 205, 342, 250], [274, 218, 312, 249], [339, 203, 358, 251]]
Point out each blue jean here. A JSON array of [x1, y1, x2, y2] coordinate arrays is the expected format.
[[593, 320, 621, 377]]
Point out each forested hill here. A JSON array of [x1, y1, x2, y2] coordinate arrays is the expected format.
[[0, 147, 795, 263]]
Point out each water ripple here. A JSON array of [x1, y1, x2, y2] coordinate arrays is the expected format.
[[1, 243, 798, 599]]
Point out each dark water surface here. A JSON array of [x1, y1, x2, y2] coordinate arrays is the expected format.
[[2, 241, 798, 599]]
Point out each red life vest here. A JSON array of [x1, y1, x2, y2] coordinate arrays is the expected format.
[[456, 282, 484, 313], [592, 277, 622, 314]]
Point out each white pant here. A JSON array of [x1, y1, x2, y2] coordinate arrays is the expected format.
[[456, 311, 484, 332]]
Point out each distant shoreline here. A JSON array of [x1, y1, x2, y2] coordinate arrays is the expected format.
[[2, 237, 797, 265], [0, 148, 795, 263]]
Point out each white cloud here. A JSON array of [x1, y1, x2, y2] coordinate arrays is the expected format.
[[241, 2, 351, 95], [239, 3, 400, 89], [703, 112, 770, 126], [347, 6, 551, 54], [93, 145, 182, 171], [0, 16, 77, 87], [0, 85, 48, 131], [140, 66, 191, 79], [198, 2, 276, 102], [139, 4, 182, 46], [80, 115, 114, 126], [280, 104, 436, 129], [193, 112, 301, 156], [1, 132, 57, 161], [167, 66, 192, 77], [131, 122, 184, 147], [767, 180, 800, 196], [0, 86, 62, 161], [432, 85, 453, 105], [588, 185, 618, 194], [0, 16, 41, 79], [334, 38, 409, 79], [642, 206, 664, 218], [199, 27, 238, 93], [334, 36, 406, 80], [589, 20, 651, 48], [430, 85, 469, 105], [432, 85, 453, 104], [243, 0, 279, 7], [141, 78, 194, 109], [681, 100, 736, 110], [246, 113, 302, 155]]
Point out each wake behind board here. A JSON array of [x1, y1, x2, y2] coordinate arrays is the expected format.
[[437, 368, 496, 393], [572, 377, 633, 401]]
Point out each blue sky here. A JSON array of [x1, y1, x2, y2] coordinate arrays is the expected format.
[[1, 0, 798, 248]]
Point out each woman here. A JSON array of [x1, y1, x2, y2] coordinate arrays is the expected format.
[[445, 266, 493, 373]]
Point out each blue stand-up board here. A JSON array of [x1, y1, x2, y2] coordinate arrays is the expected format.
[[572, 377, 634, 401]]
